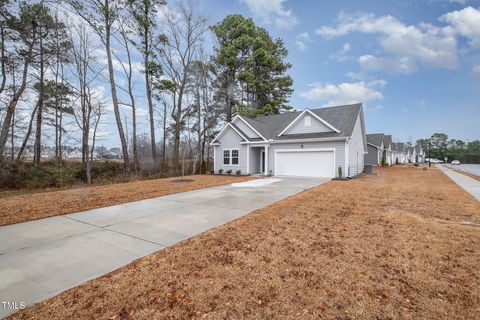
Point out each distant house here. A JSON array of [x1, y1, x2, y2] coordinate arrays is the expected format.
[[415, 147, 425, 163], [392, 142, 407, 164], [212, 103, 367, 178], [382, 135, 393, 165], [365, 133, 384, 165]]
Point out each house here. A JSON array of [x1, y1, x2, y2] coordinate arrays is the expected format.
[[415, 147, 425, 163], [382, 135, 393, 165], [212, 103, 367, 178], [365, 133, 385, 165], [406, 147, 415, 163], [391, 142, 407, 164]]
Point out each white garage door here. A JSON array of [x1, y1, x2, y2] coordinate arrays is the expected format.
[[275, 150, 335, 178]]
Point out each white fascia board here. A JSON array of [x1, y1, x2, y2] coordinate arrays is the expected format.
[[269, 137, 347, 144], [278, 109, 341, 137], [211, 122, 250, 144], [236, 116, 268, 141], [367, 142, 380, 149]]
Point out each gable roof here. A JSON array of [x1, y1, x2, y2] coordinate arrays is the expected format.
[[278, 109, 341, 136], [211, 122, 250, 144], [383, 135, 392, 148], [242, 103, 363, 141], [392, 142, 406, 152], [366, 133, 384, 148]]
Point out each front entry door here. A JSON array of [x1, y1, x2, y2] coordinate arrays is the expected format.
[[261, 150, 265, 173]]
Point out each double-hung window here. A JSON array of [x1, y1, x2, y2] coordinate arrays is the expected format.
[[231, 149, 239, 165], [223, 150, 231, 165], [223, 149, 239, 165]]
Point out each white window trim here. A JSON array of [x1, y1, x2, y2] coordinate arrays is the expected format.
[[222, 148, 240, 166], [278, 109, 341, 136]]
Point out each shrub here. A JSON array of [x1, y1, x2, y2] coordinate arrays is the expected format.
[[226, 169, 232, 175], [338, 166, 343, 178], [381, 156, 386, 167], [210, 169, 214, 174], [395, 157, 399, 165], [218, 169, 224, 174], [236, 169, 241, 176]]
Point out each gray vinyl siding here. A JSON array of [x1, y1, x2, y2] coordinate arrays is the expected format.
[[233, 118, 260, 139], [213, 127, 248, 174], [347, 114, 365, 176], [248, 146, 262, 174], [267, 141, 346, 177], [365, 144, 380, 165], [286, 113, 332, 135]]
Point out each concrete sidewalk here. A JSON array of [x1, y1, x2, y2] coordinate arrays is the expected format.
[[0, 177, 326, 318], [438, 166, 480, 201]]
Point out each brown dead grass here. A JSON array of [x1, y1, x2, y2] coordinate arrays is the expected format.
[[0, 175, 253, 227], [10, 166, 480, 320]]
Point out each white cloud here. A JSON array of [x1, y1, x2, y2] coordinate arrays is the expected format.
[[299, 79, 386, 107], [440, 6, 480, 46], [473, 65, 480, 82], [316, 11, 459, 72], [330, 42, 352, 61], [358, 55, 418, 74], [295, 32, 312, 51], [241, 0, 299, 29]]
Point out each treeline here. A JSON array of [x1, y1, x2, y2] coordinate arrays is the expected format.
[[416, 133, 480, 164], [0, 0, 293, 185]]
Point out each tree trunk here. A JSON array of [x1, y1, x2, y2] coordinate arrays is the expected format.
[[0, 41, 34, 162], [144, 34, 157, 166], [33, 37, 44, 164], [0, 26, 6, 95], [104, 9, 129, 174], [162, 102, 167, 175], [17, 103, 39, 160]]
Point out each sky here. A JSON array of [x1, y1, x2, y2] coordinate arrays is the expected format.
[[24, 0, 479, 149], [194, 0, 480, 144]]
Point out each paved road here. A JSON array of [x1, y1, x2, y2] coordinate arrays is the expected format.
[[0, 177, 326, 318], [439, 166, 480, 202], [454, 164, 480, 176]]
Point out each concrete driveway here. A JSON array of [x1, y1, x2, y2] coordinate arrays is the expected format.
[[0, 177, 327, 318]]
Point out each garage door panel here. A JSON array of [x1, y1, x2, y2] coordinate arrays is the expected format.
[[275, 150, 334, 178]]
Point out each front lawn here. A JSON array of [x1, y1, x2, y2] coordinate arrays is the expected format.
[[10, 166, 480, 319], [0, 174, 253, 227]]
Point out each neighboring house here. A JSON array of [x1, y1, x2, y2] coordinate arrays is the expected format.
[[382, 135, 393, 165], [392, 142, 407, 164], [365, 133, 385, 165], [415, 147, 425, 163], [406, 147, 415, 163], [212, 103, 367, 178]]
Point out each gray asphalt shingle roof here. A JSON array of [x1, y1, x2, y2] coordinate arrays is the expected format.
[[392, 142, 405, 152], [383, 135, 392, 148], [242, 103, 362, 140], [366, 133, 384, 147]]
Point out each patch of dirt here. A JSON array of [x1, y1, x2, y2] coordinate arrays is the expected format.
[[0, 175, 253, 227], [9, 167, 480, 320]]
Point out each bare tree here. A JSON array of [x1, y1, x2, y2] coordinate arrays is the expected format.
[[113, 19, 139, 173], [70, 22, 103, 184], [0, 3, 44, 162], [159, 2, 208, 174], [68, 0, 130, 174]]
